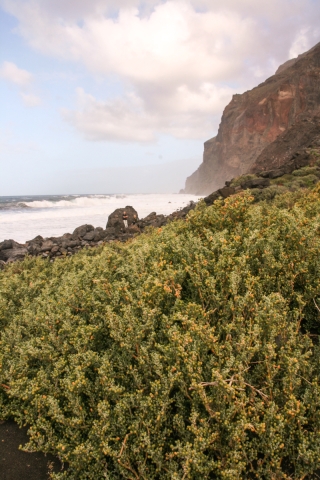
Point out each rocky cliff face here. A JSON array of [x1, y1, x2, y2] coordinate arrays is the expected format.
[[184, 42, 320, 195]]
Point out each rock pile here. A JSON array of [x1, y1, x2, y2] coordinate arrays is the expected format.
[[0, 202, 196, 267]]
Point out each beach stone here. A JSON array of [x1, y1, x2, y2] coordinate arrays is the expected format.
[[91, 227, 106, 241], [63, 240, 80, 248], [40, 240, 54, 252], [0, 247, 27, 263], [72, 224, 94, 239], [0, 239, 15, 250], [27, 244, 40, 255], [83, 231, 95, 241], [60, 233, 72, 241], [26, 235, 43, 245]]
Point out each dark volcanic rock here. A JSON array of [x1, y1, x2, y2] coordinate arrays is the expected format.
[[262, 169, 285, 178], [204, 191, 221, 206], [104, 226, 116, 237], [0, 246, 28, 262], [72, 224, 94, 239], [106, 206, 138, 232], [204, 186, 235, 206], [218, 186, 236, 198], [0, 239, 16, 250], [27, 235, 43, 244], [241, 178, 270, 189], [40, 240, 54, 252], [0, 239, 27, 262]]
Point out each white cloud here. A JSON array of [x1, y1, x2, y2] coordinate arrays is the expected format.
[[20, 92, 42, 107], [63, 88, 158, 142], [0, 61, 33, 86], [289, 28, 318, 58], [63, 84, 233, 142], [2, 2, 254, 83], [0, 60, 42, 107], [2, 0, 320, 141]]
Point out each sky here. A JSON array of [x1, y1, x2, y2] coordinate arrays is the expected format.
[[0, 0, 319, 195]]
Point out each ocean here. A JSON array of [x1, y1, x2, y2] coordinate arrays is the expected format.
[[0, 193, 202, 244]]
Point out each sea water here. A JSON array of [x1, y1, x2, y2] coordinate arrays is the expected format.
[[0, 193, 202, 244]]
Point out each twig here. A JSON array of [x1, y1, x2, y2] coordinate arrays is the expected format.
[[117, 459, 139, 479], [196, 378, 233, 388], [1, 384, 10, 390], [195, 378, 268, 399], [243, 383, 268, 399], [298, 375, 312, 386], [313, 298, 320, 314], [118, 433, 131, 458]]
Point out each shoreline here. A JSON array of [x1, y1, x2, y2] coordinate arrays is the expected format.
[[1, 151, 319, 268]]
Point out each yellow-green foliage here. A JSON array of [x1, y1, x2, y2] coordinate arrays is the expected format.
[[230, 174, 258, 187], [1, 188, 320, 479]]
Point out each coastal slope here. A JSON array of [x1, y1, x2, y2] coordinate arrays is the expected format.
[[184, 42, 320, 194]]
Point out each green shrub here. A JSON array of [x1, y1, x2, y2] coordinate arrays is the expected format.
[[230, 174, 258, 187], [292, 166, 319, 177], [250, 184, 288, 202], [1, 188, 320, 479]]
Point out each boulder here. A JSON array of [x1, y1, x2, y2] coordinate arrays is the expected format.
[[27, 244, 41, 255], [259, 169, 285, 179], [203, 191, 221, 206], [40, 240, 54, 252], [137, 212, 166, 228], [106, 206, 138, 232], [0, 247, 27, 263], [26, 235, 43, 245], [83, 227, 106, 242], [82, 231, 96, 241], [99, 227, 116, 241], [241, 178, 270, 189], [72, 224, 94, 239], [61, 239, 80, 249], [218, 186, 235, 198], [0, 239, 16, 250], [128, 224, 140, 234]]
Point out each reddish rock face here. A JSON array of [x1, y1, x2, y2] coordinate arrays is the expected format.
[[185, 42, 320, 195]]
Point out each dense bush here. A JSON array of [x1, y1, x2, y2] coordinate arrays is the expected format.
[[230, 174, 257, 187], [1, 188, 320, 479]]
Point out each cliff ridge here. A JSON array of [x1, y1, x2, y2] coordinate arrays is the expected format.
[[184, 42, 320, 194]]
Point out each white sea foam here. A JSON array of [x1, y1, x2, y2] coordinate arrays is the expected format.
[[23, 195, 116, 209], [0, 194, 202, 243]]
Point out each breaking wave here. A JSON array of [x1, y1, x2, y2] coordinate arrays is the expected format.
[[0, 195, 127, 210]]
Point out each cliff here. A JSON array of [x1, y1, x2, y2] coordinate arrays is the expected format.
[[184, 42, 320, 195]]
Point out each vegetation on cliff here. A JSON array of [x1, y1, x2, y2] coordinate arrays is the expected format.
[[1, 187, 320, 479]]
